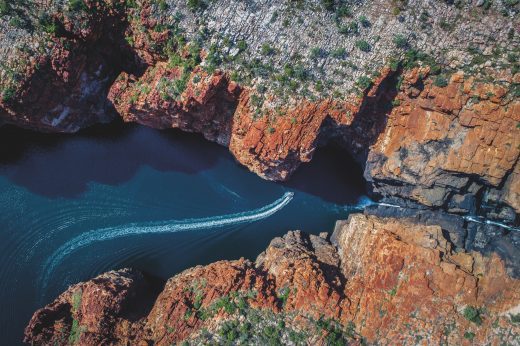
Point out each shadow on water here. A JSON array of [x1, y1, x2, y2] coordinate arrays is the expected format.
[[283, 144, 367, 205], [0, 121, 223, 198], [0, 120, 368, 203]]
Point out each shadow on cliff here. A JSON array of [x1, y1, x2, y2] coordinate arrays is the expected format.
[[283, 144, 367, 205], [0, 121, 223, 198]]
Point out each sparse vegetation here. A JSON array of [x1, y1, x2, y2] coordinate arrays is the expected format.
[[464, 331, 476, 340], [69, 289, 86, 345], [185, 286, 358, 345], [393, 34, 408, 49], [433, 75, 449, 88], [355, 40, 371, 52], [463, 306, 483, 326]]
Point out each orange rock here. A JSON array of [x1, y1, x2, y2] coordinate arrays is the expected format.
[[25, 215, 520, 345]]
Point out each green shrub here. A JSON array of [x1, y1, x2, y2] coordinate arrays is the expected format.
[[336, 5, 352, 17], [0, 0, 10, 16], [293, 64, 308, 81], [503, 0, 519, 7], [322, 0, 335, 11], [158, 0, 168, 11], [277, 287, 290, 307], [187, 0, 205, 11], [237, 40, 247, 52], [393, 34, 408, 49], [439, 20, 453, 31], [359, 15, 371, 27], [355, 40, 371, 52], [464, 331, 475, 340], [69, 0, 87, 12], [433, 75, 449, 88], [339, 21, 358, 35], [1, 86, 16, 103], [9, 16, 23, 28], [331, 47, 346, 59], [310, 47, 328, 59], [356, 75, 372, 90], [38, 13, 58, 34], [261, 43, 275, 56], [463, 306, 483, 326], [315, 80, 324, 92]]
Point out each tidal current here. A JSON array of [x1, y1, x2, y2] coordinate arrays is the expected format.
[[0, 122, 367, 344]]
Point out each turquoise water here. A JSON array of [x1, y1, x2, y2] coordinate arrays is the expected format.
[[0, 122, 367, 344]]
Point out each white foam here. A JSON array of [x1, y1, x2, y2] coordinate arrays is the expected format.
[[377, 202, 402, 208], [463, 215, 519, 232], [41, 192, 294, 288]]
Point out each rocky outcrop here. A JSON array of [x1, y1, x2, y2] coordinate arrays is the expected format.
[[366, 68, 520, 221], [108, 66, 241, 145], [1, 1, 518, 224], [0, 1, 139, 132], [25, 214, 520, 345], [24, 269, 160, 345]]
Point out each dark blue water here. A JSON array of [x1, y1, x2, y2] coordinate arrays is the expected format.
[[0, 122, 367, 344]]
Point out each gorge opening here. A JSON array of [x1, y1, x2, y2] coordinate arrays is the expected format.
[[0, 120, 368, 344]]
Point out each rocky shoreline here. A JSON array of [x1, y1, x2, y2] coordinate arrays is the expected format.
[[1, 1, 518, 223], [24, 214, 520, 345], [0, 0, 519, 344]]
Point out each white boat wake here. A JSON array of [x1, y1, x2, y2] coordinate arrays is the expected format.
[[464, 215, 519, 232], [342, 196, 402, 211], [41, 192, 294, 288]]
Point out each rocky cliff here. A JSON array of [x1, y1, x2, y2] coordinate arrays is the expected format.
[[24, 214, 520, 345], [1, 1, 519, 343], [0, 0, 518, 224]]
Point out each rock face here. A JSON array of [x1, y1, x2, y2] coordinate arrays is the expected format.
[[24, 269, 160, 345], [366, 68, 520, 222], [0, 0, 518, 224], [25, 215, 520, 345]]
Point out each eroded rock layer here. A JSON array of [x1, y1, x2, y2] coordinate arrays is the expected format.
[[1, 0, 518, 224], [25, 214, 520, 345]]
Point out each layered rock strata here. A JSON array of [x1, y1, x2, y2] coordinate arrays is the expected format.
[[0, 0, 518, 223], [25, 214, 520, 345]]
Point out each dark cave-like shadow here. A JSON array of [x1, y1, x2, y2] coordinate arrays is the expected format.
[[282, 144, 367, 205], [0, 121, 224, 198], [0, 119, 368, 204]]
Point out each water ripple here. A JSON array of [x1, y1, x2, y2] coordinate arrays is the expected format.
[[41, 192, 294, 289]]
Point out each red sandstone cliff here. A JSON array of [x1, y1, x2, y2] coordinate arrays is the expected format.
[[24, 214, 520, 345], [1, 1, 518, 223]]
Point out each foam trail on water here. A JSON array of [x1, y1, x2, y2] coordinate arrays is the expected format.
[[342, 196, 402, 211], [377, 202, 402, 208], [41, 192, 294, 288], [464, 215, 519, 232]]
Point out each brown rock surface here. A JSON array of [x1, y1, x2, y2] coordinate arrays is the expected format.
[[25, 215, 520, 345], [1, 1, 518, 221], [366, 68, 520, 216]]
